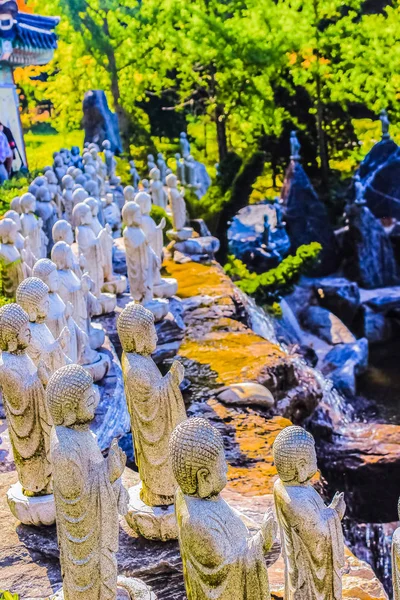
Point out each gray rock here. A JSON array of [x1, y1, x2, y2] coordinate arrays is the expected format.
[[360, 286, 400, 313], [355, 305, 395, 344], [343, 204, 399, 289], [321, 338, 368, 397], [302, 306, 356, 345], [174, 236, 220, 262], [217, 383, 275, 408], [314, 277, 360, 327], [83, 90, 122, 154]]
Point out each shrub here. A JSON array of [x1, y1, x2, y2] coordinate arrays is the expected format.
[[224, 242, 322, 311]]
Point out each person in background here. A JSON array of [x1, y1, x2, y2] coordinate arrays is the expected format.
[[0, 122, 15, 176], [0, 125, 12, 184]]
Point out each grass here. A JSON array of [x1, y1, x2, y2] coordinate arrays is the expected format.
[[24, 128, 84, 171]]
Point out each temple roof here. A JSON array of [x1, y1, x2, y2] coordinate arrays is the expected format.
[[15, 12, 59, 50]]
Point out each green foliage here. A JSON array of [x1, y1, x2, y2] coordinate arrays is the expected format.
[[0, 590, 20, 599], [0, 178, 29, 214], [150, 205, 173, 244], [224, 242, 322, 308]]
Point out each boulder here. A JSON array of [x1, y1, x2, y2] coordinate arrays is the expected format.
[[302, 305, 356, 345], [359, 138, 398, 183], [343, 204, 399, 289], [321, 338, 369, 397], [217, 383, 275, 408], [281, 160, 340, 275], [360, 286, 400, 313], [82, 90, 122, 153], [173, 235, 220, 262], [360, 140, 400, 220], [355, 305, 395, 344], [314, 277, 360, 327]]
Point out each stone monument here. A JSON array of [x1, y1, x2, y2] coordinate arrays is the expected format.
[[118, 303, 187, 539], [129, 160, 140, 190], [170, 417, 277, 600], [16, 277, 70, 375], [180, 132, 190, 158], [166, 173, 193, 241], [273, 426, 345, 600], [0, 303, 55, 526], [380, 109, 390, 140], [47, 364, 155, 599], [150, 166, 167, 209], [20, 192, 47, 259], [0, 217, 27, 297], [290, 130, 301, 161]]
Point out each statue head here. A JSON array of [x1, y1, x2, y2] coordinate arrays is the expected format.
[[73, 202, 92, 226], [16, 277, 50, 324], [102, 140, 111, 151], [34, 176, 47, 188], [4, 210, 22, 232], [84, 180, 99, 197], [73, 168, 83, 179], [20, 193, 36, 214], [62, 174, 74, 190], [0, 303, 31, 354], [32, 259, 60, 293], [51, 241, 74, 271], [129, 160, 136, 168], [180, 132, 187, 140], [54, 155, 64, 168], [71, 146, 80, 157], [52, 219, 74, 245], [170, 417, 228, 499], [175, 153, 181, 160], [141, 178, 149, 189], [82, 151, 94, 166], [105, 193, 114, 206], [28, 183, 38, 197], [157, 152, 164, 160], [166, 173, 177, 189], [10, 196, 21, 214], [122, 201, 142, 227], [135, 192, 152, 216], [117, 302, 157, 355], [84, 197, 99, 217], [0, 218, 18, 244], [90, 148, 98, 161], [36, 186, 51, 203], [46, 364, 99, 427], [150, 167, 160, 181], [273, 425, 317, 484], [45, 170, 57, 185], [72, 188, 89, 206], [124, 186, 135, 203], [147, 154, 154, 162]]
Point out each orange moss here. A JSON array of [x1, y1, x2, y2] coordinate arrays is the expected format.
[[164, 259, 234, 298]]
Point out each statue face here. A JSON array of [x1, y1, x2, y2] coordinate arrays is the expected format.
[[296, 444, 318, 484], [47, 270, 60, 293], [35, 293, 50, 323], [197, 449, 228, 499], [75, 385, 99, 424], [17, 322, 32, 350], [64, 226, 74, 245]]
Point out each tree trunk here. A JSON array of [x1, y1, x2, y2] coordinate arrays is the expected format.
[[215, 103, 228, 164]]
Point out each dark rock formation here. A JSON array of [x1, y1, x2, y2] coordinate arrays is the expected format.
[[313, 277, 360, 328], [301, 305, 356, 345], [343, 203, 399, 289], [321, 338, 368, 397], [82, 90, 122, 154], [281, 160, 340, 275]]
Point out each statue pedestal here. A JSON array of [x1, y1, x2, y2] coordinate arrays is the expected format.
[[89, 322, 106, 350], [166, 227, 194, 242], [154, 277, 178, 299], [82, 351, 111, 382], [102, 274, 127, 296], [144, 298, 169, 322], [99, 292, 117, 314], [125, 483, 178, 541], [50, 577, 157, 599], [7, 482, 55, 526]]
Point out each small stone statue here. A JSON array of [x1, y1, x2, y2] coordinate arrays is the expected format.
[[20, 193, 47, 259], [53, 154, 67, 184], [147, 153, 156, 173], [353, 174, 366, 205], [380, 109, 390, 140], [157, 152, 167, 183], [4, 209, 25, 252], [52, 220, 85, 279], [16, 277, 70, 376], [175, 153, 185, 183], [0, 303, 52, 497], [72, 187, 89, 210], [150, 167, 167, 209], [103, 139, 118, 183], [118, 303, 187, 507], [290, 130, 301, 161], [141, 178, 150, 192], [73, 202, 105, 298], [170, 417, 277, 600], [104, 193, 122, 237], [47, 364, 130, 600], [0, 218, 27, 297], [122, 202, 159, 304], [10, 196, 22, 214], [392, 497, 400, 599], [184, 155, 197, 187], [124, 185, 136, 204], [61, 174, 74, 222], [35, 184, 57, 250], [180, 132, 190, 158], [135, 191, 165, 264], [273, 426, 345, 600], [166, 173, 190, 235], [129, 160, 140, 190]]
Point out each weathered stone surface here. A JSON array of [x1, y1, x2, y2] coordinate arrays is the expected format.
[[83, 90, 122, 154], [217, 382, 275, 408], [302, 305, 356, 345], [360, 140, 400, 221], [321, 338, 368, 397], [355, 305, 395, 344], [343, 204, 399, 289], [314, 276, 361, 327], [360, 286, 400, 313], [281, 160, 340, 275]]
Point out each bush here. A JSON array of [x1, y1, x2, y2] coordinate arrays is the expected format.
[[0, 591, 20, 599], [224, 242, 322, 311], [0, 177, 29, 214]]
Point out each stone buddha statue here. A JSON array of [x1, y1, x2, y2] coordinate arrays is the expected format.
[[16, 277, 70, 376], [20, 192, 47, 259], [52, 219, 85, 279], [150, 167, 167, 209], [61, 174, 74, 222], [104, 193, 121, 237], [72, 187, 89, 210], [135, 192, 165, 269], [122, 201, 159, 304], [129, 160, 140, 190], [4, 208, 27, 252], [118, 303, 187, 507], [124, 185, 136, 204], [47, 364, 129, 600], [10, 196, 22, 214], [73, 202, 105, 298], [170, 417, 276, 600], [393, 498, 400, 599], [0, 218, 27, 297], [180, 132, 190, 158], [166, 173, 188, 234], [157, 152, 167, 183], [273, 426, 345, 600], [0, 303, 52, 497]]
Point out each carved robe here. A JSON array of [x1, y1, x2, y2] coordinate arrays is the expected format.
[[0, 352, 51, 494], [51, 426, 122, 600], [140, 216, 163, 285], [75, 224, 104, 297], [56, 268, 88, 333], [273, 479, 344, 600], [393, 527, 400, 600], [175, 490, 270, 600], [20, 212, 45, 259], [123, 226, 156, 304], [46, 292, 87, 365], [122, 352, 186, 506], [27, 322, 68, 375], [168, 187, 186, 231], [0, 244, 26, 298]]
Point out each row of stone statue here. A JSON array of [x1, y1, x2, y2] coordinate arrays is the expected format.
[[0, 290, 354, 599]]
